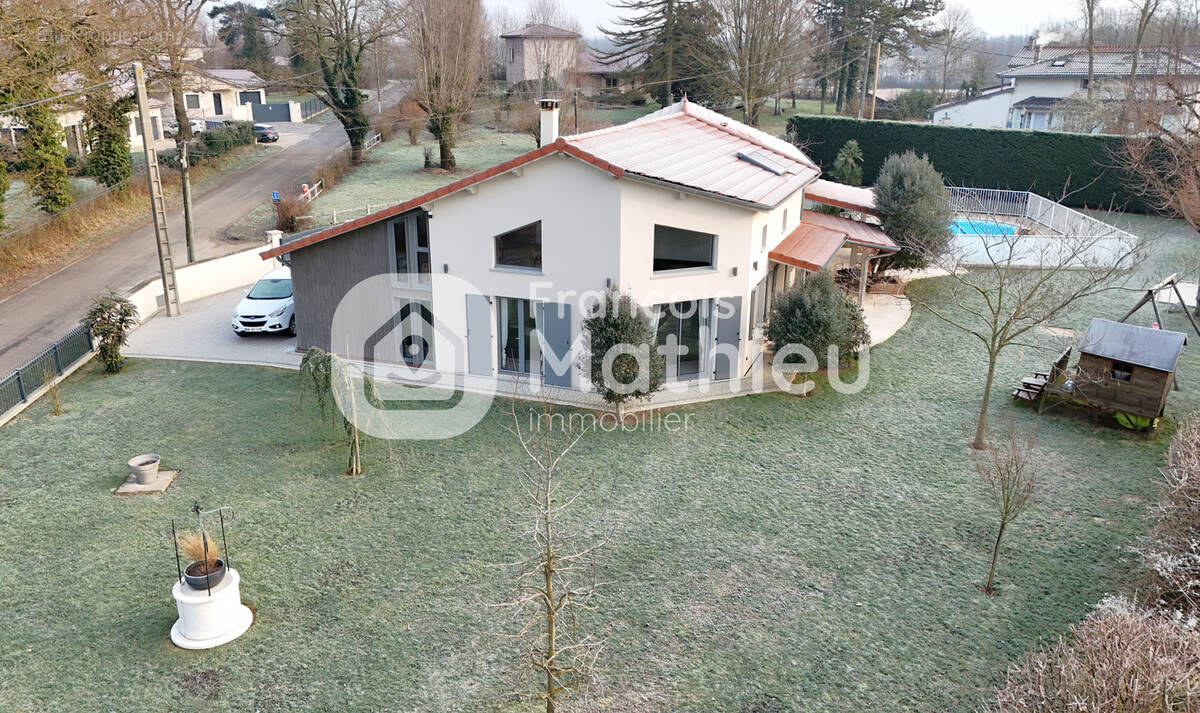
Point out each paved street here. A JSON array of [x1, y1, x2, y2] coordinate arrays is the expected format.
[[0, 86, 403, 375]]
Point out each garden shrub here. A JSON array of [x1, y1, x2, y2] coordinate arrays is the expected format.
[[81, 290, 138, 373], [831, 139, 863, 187], [874, 151, 953, 270], [1136, 414, 1200, 614], [582, 290, 665, 412], [786, 114, 1148, 211], [158, 121, 255, 168], [987, 597, 1200, 712], [766, 270, 869, 367]]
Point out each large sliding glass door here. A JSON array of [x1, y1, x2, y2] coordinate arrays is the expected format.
[[498, 297, 542, 375], [654, 300, 709, 381]]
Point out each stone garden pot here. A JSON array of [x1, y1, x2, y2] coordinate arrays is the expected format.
[[128, 454, 161, 484]]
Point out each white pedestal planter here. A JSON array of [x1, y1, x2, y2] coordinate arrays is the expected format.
[[170, 568, 253, 649]]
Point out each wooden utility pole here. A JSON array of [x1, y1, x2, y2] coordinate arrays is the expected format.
[[133, 62, 180, 317], [870, 42, 881, 119], [857, 23, 874, 119]]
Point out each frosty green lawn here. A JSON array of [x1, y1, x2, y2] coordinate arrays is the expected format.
[[3, 176, 102, 230], [3, 212, 1198, 711]]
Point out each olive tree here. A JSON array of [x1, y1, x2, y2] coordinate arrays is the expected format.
[[874, 151, 953, 271], [766, 270, 869, 368], [581, 290, 665, 418]]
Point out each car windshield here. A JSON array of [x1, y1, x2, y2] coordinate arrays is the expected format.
[[246, 278, 292, 300]]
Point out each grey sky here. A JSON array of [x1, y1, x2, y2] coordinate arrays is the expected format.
[[483, 0, 1085, 41]]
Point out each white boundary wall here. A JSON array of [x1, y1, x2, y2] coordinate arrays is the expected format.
[[129, 233, 282, 323]]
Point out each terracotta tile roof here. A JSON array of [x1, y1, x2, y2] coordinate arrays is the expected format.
[[264, 100, 823, 259], [800, 209, 897, 252], [769, 222, 846, 272], [804, 179, 877, 215], [564, 99, 820, 208], [261, 139, 622, 259]]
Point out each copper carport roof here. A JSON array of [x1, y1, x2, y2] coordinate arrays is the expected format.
[[769, 211, 898, 272]]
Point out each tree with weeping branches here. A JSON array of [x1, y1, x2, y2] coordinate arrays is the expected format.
[[300, 347, 368, 475], [497, 398, 603, 713]]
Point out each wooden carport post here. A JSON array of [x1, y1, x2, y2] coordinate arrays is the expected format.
[[857, 248, 870, 306]]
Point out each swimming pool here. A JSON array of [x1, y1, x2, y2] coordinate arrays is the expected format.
[[950, 217, 1018, 235]]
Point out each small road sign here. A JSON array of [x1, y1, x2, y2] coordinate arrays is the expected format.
[[271, 191, 280, 203]]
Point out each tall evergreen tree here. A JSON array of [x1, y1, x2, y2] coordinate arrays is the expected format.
[[16, 93, 73, 214], [666, 0, 733, 105], [208, 2, 278, 73], [601, 0, 683, 106], [82, 91, 134, 188]]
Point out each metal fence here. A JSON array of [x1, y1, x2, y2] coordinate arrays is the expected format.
[[0, 325, 93, 416], [948, 186, 1134, 241], [299, 98, 325, 120]]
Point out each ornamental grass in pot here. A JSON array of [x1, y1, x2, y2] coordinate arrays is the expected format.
[[179, 530, 226, 590]]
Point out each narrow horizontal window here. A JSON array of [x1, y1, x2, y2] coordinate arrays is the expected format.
[[653, 225, 715, 272]]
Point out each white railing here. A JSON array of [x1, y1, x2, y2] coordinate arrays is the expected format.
[[946, 186, 1137, 268], [948, 187, 1028, 217]]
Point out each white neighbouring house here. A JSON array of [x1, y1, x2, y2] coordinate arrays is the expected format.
[[151, 68, 267, 125], [264, 99, 895, 407], [0, 74, 168, 156], [930, 44, 1200, 131]]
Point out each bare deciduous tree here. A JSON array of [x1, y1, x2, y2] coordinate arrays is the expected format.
[[401, 0, 487, 170], [1128, 0, 1164, 83], [929, 4, 979, 102], [1081, 0, 1099, 98], [915, 199, 1145, 449], [711, 0, 807, 125], [976, 425, 1036, 596], [522, 0, 582, 97], [1120, 77, 1200, 233], [134, 0, 212, 262], [497, 398, 603, 713]]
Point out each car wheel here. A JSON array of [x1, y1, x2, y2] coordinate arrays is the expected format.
[[287, 316, 296, 337]]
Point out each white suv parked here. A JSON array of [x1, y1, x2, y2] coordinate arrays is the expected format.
[[232, 267, 296, 336]]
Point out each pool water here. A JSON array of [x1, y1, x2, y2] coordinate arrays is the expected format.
[[950, 217, 1018, 235]]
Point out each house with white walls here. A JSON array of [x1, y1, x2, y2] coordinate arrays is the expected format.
[[150, 69, 266, 124], [929, 44, 1200, 131], [262, 99, 895, 404]]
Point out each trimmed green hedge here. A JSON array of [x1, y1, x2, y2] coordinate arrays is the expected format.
[[786, 115, 1149, 211]]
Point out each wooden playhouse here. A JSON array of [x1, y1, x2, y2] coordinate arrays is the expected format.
[[1014, 318, 1188, 427]]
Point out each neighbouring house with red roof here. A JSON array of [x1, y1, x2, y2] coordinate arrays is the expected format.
[[262, 99, 894, 399]]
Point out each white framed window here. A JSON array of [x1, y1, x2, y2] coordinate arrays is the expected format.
[[184, 93, 201, 111], [652, 300, 711, 381], [761, 224, 767, 250]]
